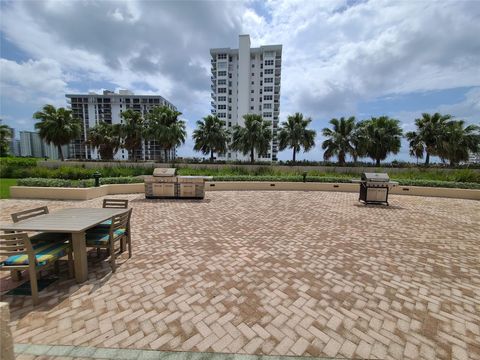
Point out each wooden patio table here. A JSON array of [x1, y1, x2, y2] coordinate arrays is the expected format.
[[0, 208, 129, 283]]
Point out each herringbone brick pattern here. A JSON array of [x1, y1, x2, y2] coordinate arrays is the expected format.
[[1, 192, 479, 359]]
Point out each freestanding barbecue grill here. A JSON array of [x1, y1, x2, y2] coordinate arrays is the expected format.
[[352, 173, 398, 205], [144, 168, 211, 199]]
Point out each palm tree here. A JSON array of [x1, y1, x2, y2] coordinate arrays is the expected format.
[[231, 114, 272, 164], [350, 124, 367, 163], [412, 113, 452, 165], [87, 122, 122, 160], [0, 123, 12, 157], [356, 116, 403, 166], [437, 120, 480, 166], [33, 104, 81, 161], [119, 109, 144, 161], [144, 106, 186, 162], [278, 113, 316, 163], [405, 131, 425, 164], [321, 116, 356, 165], [193, 115, 229, 161]]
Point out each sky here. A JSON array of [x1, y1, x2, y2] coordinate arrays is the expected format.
[[0, 0, 479, 162]]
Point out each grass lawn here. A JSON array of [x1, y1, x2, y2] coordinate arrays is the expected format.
[[0, 179, 17, 199]]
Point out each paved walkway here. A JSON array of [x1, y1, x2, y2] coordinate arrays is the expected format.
[[1, 192, 479, 359]]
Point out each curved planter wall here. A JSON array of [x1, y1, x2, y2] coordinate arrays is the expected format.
[[9, 182, 480, 201]]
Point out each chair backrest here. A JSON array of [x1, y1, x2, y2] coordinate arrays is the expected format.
[[110, 209, 132, 233], [103, 199, 129, 209], [11, 206, 49, 223], [0, 233, 34, 265]]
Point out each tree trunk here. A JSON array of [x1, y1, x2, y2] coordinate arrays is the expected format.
[[210, 149, 214, 162], [425, 152, 430, 166], [353, 154, 358, 164], [250, 148, 255, 164], [58, 145, 64, 161], [164, 149, 169, 163], [376, 158, 381, 166], [292, 148, 296, 164], [338, 151, 345, 165]]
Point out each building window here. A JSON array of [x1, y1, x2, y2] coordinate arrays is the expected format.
[[264, 86, 273, 92], [218, 88, 227, 93], [251, 98, 254, 101], [250, 106, 254, 110], [264, 95, 273, 100], [251, 81, 254, 85], [218, 113, 226, 118], [251, 64, 255, 68], [251, 90, 254, 93], [218, 62, 227, 69], [218, 96, 227, 101], [263, 112, 273, 117], [218, 105, 226, 110], [265, 78, 273, 83], [265, 69, 274, 74], [265, 60, 274, 66], [218, 79, 226, 85], [218, 54, 227, 60], [218, 71, 227, 76], [263, 103, 272, 109]]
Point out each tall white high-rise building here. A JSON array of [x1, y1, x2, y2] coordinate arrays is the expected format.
[[18, 131, 68, 159], [65, 90, 177, 161], [210, 35, 282, 161]]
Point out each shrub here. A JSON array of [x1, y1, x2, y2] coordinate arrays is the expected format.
[[100, 177, 144, 185], [17, 177, 143, 188], [17, 178, 75, 187], [0, 157, 38, 177]]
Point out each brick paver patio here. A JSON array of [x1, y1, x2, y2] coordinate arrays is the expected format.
[[1, 191, 479, 359]]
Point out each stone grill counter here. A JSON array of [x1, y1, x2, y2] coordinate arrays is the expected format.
[[144, 168, 211, 199]]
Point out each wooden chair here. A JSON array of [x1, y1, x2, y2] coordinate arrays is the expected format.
[[95, 199, 129, 229], [103, 199, 129, 209], [86, 209, 132, 272], [11, 207, 70, 243], [11, 206, 49, 223], [93, 199, 130, 255], [0, 233, 73, 304]]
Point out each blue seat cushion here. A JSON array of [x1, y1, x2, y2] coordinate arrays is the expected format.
[[30, 232, 70, 243], [85, 228, 126, 246], [88, 220, 112, 232], [1, 242, 70, 267]]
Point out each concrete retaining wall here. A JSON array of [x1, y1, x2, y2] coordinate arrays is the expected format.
[[205, 182, 480, 200], [9, 182, 479, 201], [10, 183, 144, 200]]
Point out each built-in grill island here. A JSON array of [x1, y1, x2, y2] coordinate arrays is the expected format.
[[144, 168, 211, 199], [352, 173, 398, 205]]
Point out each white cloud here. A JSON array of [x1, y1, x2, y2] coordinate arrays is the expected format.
[[0, 58, 68, 106], [246, 0, 480, 122]]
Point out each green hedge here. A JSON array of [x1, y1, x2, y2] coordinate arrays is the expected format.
[[1, 165, 153, 179], [2, 157, 479, 184], [17, 177, 143, 188]]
